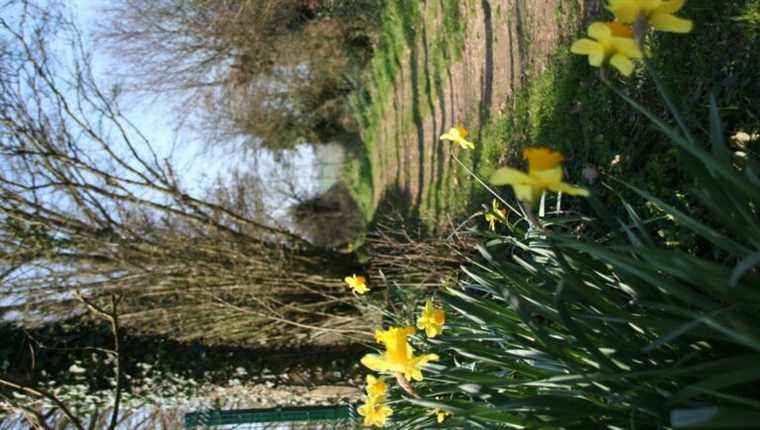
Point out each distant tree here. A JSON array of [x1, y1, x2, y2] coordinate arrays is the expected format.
[[97, 0, 311, 92], [0, 0, 369, 349], [98, 0, 379, 150]]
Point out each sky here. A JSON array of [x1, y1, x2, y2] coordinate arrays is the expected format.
[[67, 0, 243, 194]]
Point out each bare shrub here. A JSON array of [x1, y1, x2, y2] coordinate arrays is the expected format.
[[98, 0, 378, 150], [365, 212, 478, 290], [0, 1, 370, 349]]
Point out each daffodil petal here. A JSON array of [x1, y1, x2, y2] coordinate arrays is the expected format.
[[607, 3, 640, 23], [613, 37, 643, 59], [400, 327, 416, 336], [380, 404, 393, 418], [425, 325, 438, 338], [361, 354, 387, 372], [532, 166, 563, 183], [587, 53, 605, 68], [490, 167, 533, 186], [419, 353, 439, 365], [649, 12, 693, 33], [610, 53, 636, 76], [405, 353, 439, 381], [657, 0, 687, 15], [570, 39, 603, 57], [408, 368, 423, 382], [455, 137, 475, 150], [588, 22, 613, 40], [549, 182, 590, 196], [513, 184, 536, 203]]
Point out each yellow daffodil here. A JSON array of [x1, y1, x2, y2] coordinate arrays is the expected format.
[[489, 147, 589, 206], [361, 326, 439, 381], [484, 198, 507, 231], [365, 375, 387, 401], [440, 127, 475, 150], [608, 0, 693, 33], [345, 274, 369, 294], [571, 22, 643, 76], [417, 299, 445, 338], [358, 399, 393, 427], [435, 409, 452, 423]]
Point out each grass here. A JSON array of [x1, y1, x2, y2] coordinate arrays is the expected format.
[[739, 0, 760, 33], [342, 142, 375, 224], [343, 0, 468, 226]]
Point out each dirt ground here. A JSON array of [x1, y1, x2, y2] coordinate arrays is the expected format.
[[366, 0, 601, 225]]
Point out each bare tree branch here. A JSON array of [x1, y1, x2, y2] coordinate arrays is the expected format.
[[75, 293, 124, 430], [0, 0, 369, 349], [0, 377, 86, 430]]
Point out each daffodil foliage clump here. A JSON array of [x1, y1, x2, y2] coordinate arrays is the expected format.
[[358, 1, 760, 428]]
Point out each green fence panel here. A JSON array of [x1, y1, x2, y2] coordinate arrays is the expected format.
[[185, 404, 359, 429]]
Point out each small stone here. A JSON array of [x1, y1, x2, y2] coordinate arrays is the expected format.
[[582, 165, 599, 184]]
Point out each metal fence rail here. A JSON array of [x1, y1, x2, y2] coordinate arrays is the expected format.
[[185, 404, 359, 429]]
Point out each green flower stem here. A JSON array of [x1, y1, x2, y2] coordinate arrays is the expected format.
[[450, 153, 524, 219]]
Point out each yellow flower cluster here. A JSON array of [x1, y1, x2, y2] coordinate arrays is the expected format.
[[358, 375, 393, 427], [357, 300, 446, 427], [571, 0, 692, 76], [482, 2, 693, 212]]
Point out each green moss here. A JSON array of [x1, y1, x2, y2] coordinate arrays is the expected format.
[[344, 0, 468, 227]]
